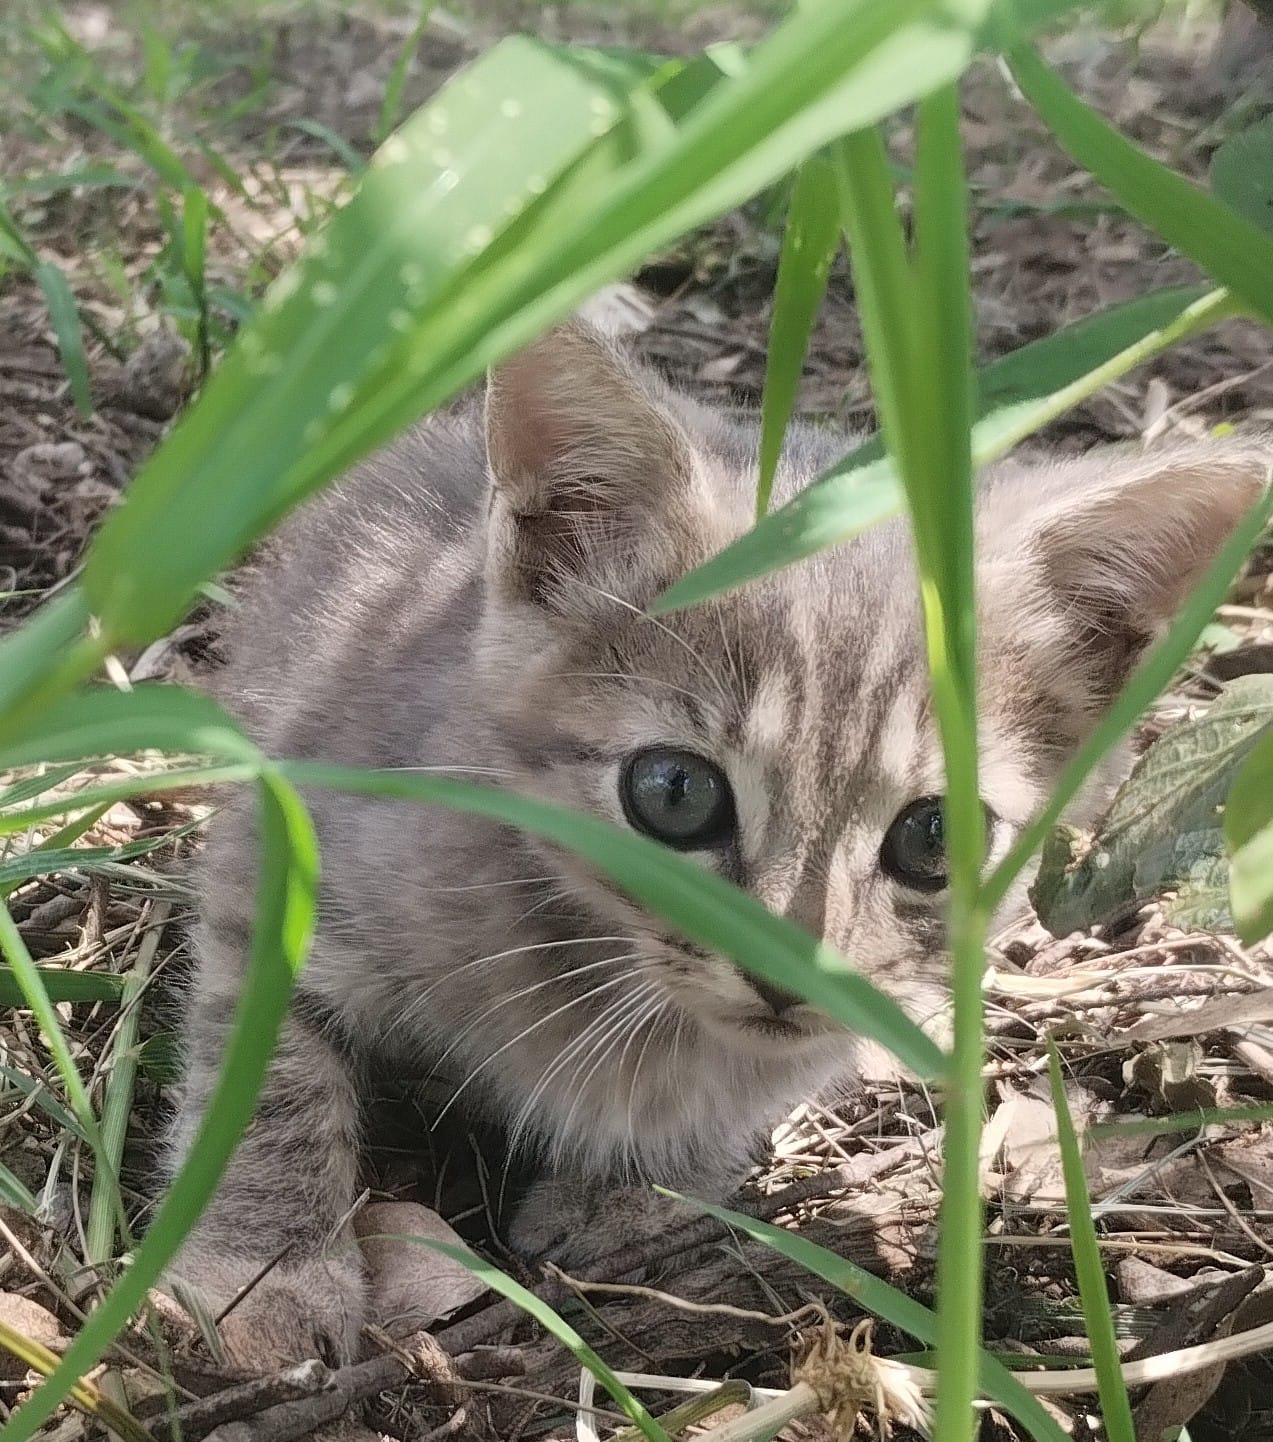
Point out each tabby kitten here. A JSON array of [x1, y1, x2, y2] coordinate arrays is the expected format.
[[168, 319, 1268, 1369]]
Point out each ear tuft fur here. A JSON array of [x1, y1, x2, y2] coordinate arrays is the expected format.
[[483, 322, 698, 610]]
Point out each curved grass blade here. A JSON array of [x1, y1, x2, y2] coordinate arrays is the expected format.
[[0, 677, 944, 1080], [3, 771, 317, 1442], [0, 765, 255, 839], [1007, 46, 1273, 327], [0, 906, 100, 1145], [653, 283, 1232, 614], [757, 153, 840, 516], [281, 759, 945, 1081], [658, 1191, 1071, 1442], [84, 0, 1081, 646], [33, 262, 92, 417], [0, 1162, 38, 1213], [1045, 1041, 1136, 1442], [362, 1233, 669, 1442]]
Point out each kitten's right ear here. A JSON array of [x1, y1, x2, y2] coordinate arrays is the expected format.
[[483, 322, 699, 610]]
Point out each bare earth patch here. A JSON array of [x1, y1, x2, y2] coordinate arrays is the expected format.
[[2, 4, 1273, 1440]]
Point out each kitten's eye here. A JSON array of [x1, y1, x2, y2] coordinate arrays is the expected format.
[[620, 747, 736, 851], [880, 796, 949, 892]]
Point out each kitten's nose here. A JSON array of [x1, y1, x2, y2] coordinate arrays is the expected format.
[[750, 977, 802, 1016]]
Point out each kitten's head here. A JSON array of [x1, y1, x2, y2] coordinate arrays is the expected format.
[[477, 320, 1269, 1060]]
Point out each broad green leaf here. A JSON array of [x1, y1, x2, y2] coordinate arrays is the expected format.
[[1046, 1043, 1136, 1442], [1210, 116, 1273, 238], [756, 153, 841, 516], [1226, 723, 1273, 944], [6, 772, 317, 1442], [374, 1235, 669, 1442], [83, 0, 1082, 645], [0, 968, 123, 1007], [1030, 677, 1273, 935], [1008, 47, 1273, 327], [654, 284, 1226, 613], [660, 1191, 1071, 1442], [282, 760, 946, 1080]]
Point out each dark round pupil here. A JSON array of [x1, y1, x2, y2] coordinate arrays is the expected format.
[[622, 748, 734, 850], [881, 796, 948, 890]]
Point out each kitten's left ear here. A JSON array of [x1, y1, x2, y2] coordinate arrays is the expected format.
[[980, 434, 1271, 704], [484, 322, 700, 610]]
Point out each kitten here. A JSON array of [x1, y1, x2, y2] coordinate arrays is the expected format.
[[167, 319, 1269, 1369]]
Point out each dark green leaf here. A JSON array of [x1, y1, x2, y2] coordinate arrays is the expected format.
[[1210, 116, 1273, 238], [1030, 677, 1273, 935]]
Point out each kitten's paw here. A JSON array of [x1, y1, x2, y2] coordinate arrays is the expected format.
[[510, 1178, 704, 1269], [167, 1253, 367, 1372]]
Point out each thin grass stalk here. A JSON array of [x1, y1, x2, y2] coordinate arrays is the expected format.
[[906, 83, 985, 1442], [85, 904, 168, 1267], [1045, 1040, 1136, 1442]]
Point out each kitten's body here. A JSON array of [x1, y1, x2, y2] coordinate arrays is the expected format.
[[171, 322, 1269, 1368]]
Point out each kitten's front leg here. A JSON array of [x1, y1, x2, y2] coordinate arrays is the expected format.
[[167, 988, 367, 1371]]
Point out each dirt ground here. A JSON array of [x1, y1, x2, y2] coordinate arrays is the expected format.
[[3, 3, 1273, 1440]]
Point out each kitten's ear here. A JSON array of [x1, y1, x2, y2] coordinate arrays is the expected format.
[[484, 322, 698, 609], [980, 435, 1271, 708]]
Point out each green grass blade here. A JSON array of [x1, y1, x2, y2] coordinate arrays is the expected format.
[[86, 907, 164, 1265], [0, 197, 39, 267], [756, 153, 840, 516], [0, 1162, 38, 1214], [0, 673, 944, 1079], [365, 1234, 669, 1442], [0, 905, 99, 1144], [0, 968, 123, 1007], [0, 589, 99, 748], [653, 283, 1234, 613], [80, 0, 1077, 647], [1007, 46, 1273, 327], [659, 1192, 1071, 1442], [375, 1, 437, 147], [3, 772, 317, 1442], [0, 763, 86, 810], [984, 477, 1273, 913], [0, 1062, 91, 1143], [0, 765, 256, 839], [280, 760, 945, 1080], [1224, 725, 1273, 943], [0, 683, 260, 772], [33, 262, 92, 417], [1045, 1041, 1136, 1442], [907, 83, 984, 1442]]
